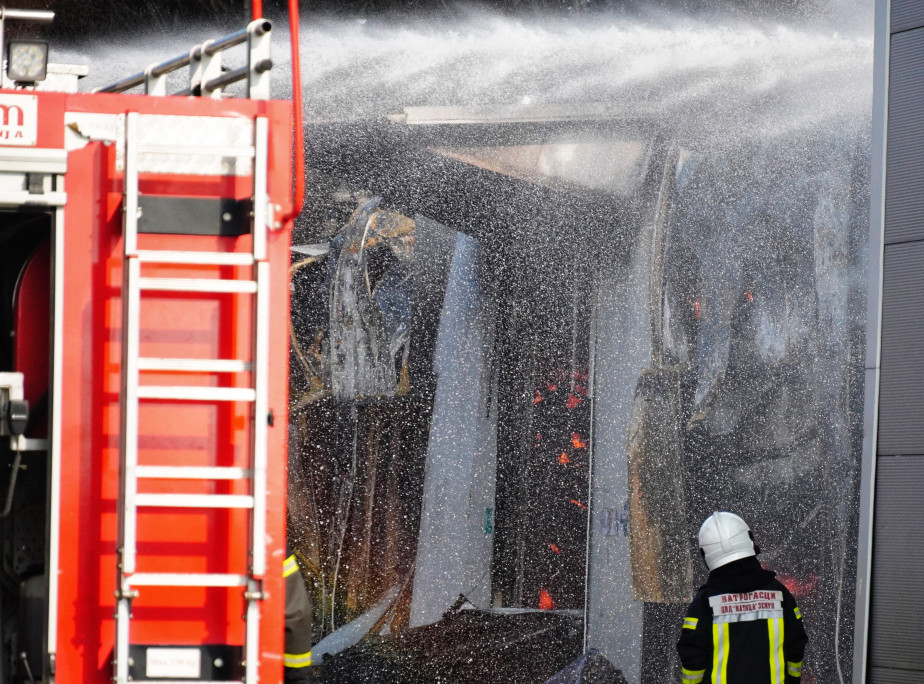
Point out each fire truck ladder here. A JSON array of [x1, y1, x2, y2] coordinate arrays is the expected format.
[[114, 111, 272, 684]]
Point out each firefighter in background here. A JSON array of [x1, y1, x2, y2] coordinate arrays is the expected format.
[[677, 512, 808, 683], [284, 548, 313, 682]]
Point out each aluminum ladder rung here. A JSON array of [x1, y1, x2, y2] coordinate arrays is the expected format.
[[137, 386, 256, 402], [137, 143, 255, 158], [139, 277, 258, 294], [136, 466, 252, 480], [136, 250, 256, 266], [144, 681, 243, 684], [138, 358, 252, 373], [135, 493, 255, 509], [127, 573, 249, 588]]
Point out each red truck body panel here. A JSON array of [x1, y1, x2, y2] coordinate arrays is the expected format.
[[6, 88, 293, 684]]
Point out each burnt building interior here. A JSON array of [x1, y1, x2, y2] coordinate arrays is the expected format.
[[285, 105, 868, 682]]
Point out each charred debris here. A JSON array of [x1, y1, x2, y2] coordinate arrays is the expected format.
[[289, 105, 652, 680], [286, 103, 868, 681]]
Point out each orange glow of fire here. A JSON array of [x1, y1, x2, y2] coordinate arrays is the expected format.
[[539, 587, 556, 610], [570, 499, 587, 510], [571, 432, 587, 449], [533, 390, 543, 405], [775, 571, 819, 599], [566, 394, 582, 409], [559, 452, 571, 464], [548, 543, 561, 555]]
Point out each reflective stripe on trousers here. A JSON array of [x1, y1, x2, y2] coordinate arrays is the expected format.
[[283, 554, 299, 578], [284, 651, 312, 668]]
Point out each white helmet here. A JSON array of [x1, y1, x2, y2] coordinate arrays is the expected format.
[[698, 512, 756, 570]]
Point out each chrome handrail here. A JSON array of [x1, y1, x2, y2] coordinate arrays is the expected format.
[[94, 18, 272, 99]]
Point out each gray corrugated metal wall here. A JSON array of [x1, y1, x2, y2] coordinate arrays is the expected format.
[[890, 2, 924, 35], [869, 1, 924, 680]]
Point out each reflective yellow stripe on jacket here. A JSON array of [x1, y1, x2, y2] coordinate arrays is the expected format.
[[683, 617, 698, 630], [787, 661, 803, 678], [283, 554, 299, 578], [683, 667, 705, 683], [283, 651, 312, 668], [711, 623, 729, 684], [768, 617, 785, 684]]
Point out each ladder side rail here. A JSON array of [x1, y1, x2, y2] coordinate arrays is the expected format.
[[115, 110, 143, 684], [245, 580, 262, 684], [244, 115, 271, 684], [250, 116, 270, 576]]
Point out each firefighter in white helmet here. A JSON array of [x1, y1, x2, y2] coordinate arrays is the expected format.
[[677, 512, 808, 684]]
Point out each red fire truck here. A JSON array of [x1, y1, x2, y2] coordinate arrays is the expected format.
[[0, 8, 301, 684]]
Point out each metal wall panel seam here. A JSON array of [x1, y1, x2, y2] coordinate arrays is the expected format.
[[854, 0, 891, 681]]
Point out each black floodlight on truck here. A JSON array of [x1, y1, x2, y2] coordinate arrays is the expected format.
[[0, 8, 54, 85]]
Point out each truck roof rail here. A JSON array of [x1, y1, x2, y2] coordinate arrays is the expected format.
[[94, 18, 273, 100]]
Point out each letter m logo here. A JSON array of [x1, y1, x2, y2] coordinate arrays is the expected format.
[[0, 95, 38, 146], [0, 105, 23, 126]]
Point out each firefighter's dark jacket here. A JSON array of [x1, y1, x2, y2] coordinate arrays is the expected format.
[[284, 548, 313, 679], [677, 556, 808, 684]]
